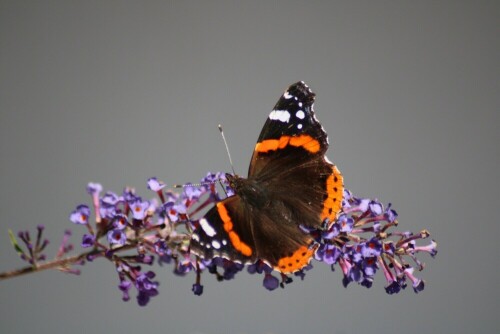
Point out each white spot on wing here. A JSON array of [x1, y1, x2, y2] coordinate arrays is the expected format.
[[283, 91, 293, 99], [269, 110, 290, 123], [199, 218, 216, 237], [222, 239, 227, 245], [296, 110, 305, 119], [212, 240, 221, 249], [324, 155, 333, 164], [297, 124, 303, 129], [192, 234, 200, 242]]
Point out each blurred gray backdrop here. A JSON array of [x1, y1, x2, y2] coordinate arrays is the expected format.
[[1, 1, 498, 334]]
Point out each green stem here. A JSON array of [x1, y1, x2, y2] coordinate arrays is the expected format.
[[0, 250, 96, 280]]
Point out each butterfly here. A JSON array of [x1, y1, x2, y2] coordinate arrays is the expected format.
[[190, 81, 343, 273]]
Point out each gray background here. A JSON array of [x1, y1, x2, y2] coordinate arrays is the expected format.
[[0, 1, 498, 334]]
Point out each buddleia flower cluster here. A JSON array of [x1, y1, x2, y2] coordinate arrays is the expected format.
[[2, 172, 437, 306]]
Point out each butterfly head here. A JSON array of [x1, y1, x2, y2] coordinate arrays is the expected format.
[[225, 173, 243, 192]]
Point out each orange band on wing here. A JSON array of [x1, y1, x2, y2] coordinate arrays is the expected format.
[[289, 134, 321, 153], [228, 231, 252, 257], [216, 202, 252, 257], [255, 136, 290, 153], [255, 134, 321, 154], [276, 244, 317, 274], [321, 165, 344, 222], [216, 202, 233, 232]]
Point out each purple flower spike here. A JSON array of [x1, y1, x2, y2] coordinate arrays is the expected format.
[[107, 229, 127, 246], [81, 234, 95, 248], [70, 205, 90, 225], [263, 273, 280, 291], [59, 173, 436, 301]]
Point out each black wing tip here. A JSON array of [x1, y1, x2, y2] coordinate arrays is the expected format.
[[289, 80, 315, 93], [283, 81, 316, 104]]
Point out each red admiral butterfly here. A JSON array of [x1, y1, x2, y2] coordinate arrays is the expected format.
[[190, 82, 344, 273]]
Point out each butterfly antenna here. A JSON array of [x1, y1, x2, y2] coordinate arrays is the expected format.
[[173, 181, 213, 188], [218, 124, 236, 175]]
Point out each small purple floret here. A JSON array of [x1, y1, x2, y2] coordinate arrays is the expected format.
[[338, 214, 354, 233], [119, 280, 132, 301], [86, 182, 102, 195], [413, 279, 425, 293], [130, 199, 150, 220], [384, 203, 398, 222], [147, 177, 166, 192], [135, 271, 159, 306], [183, 184, 202, 202], [385, 281, 401, 294], [107, 229, 126, 246], [192, 283, 204, 296], [361, 238, 382, 258], [101, 191, 120, 207], [263, 274, 279, 291], [69, 204, 90, 225], [81, 234, 95, 248], [112, 214, 128, 230], [369, 200, 383, 216]]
